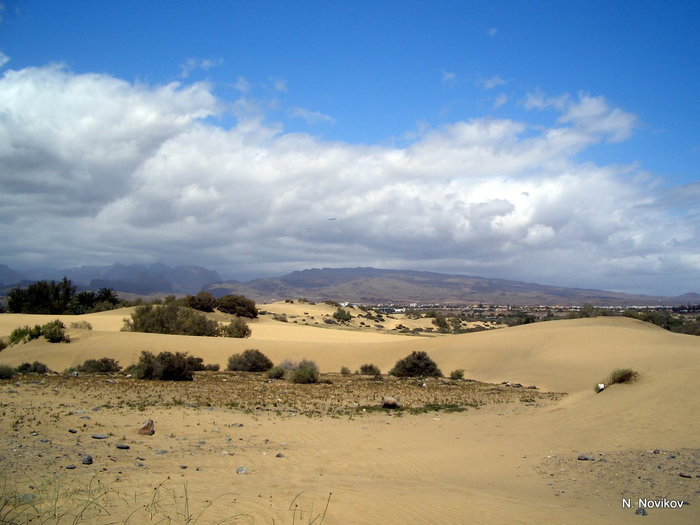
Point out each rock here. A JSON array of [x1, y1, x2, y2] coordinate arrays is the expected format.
[[82, 455, 93, 465], [138, 419, 155, 436], [115, 444, 130, 450], [577, 454, 596, 461], [91, 434, 109, 440], [635, 508, 648, 516], [381, 396, 400, 409]]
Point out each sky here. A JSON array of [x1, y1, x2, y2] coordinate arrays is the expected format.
[[0, 0, 698, 295]]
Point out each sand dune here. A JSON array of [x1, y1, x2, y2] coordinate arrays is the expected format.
[[0, 307, 698, 523]]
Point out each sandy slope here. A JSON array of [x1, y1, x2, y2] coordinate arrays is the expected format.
[[0, 309, 698, 524]]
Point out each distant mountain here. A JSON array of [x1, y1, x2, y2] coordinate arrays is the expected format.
[[0, 264, 25, 287], [207, 267, 698, 306], [1, 263, 221, 295]]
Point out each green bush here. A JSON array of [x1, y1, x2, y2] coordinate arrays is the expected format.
[[41, 320, 70, 343], [216, 294, 258, 318], [16, 361, 51, 374], [389, 351, 442, 378], [9, 325, 42, 345], [450, 369, 465, 380], [77, 358, 122, 374], [219, 317, 252, 338], [122, 304, 220, 336], [0, 365, 15, 379], [266, 366, 286, 380], [289, 359, 320, 384], [332, 307, 352, 323], [227, 349, 273, 372], [130, 351, 196, 381], [359, 363, 381, 376]]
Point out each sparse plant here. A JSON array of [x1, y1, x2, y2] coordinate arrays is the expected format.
[[289, 359, 320, 384], [450, 369, 465, 380], [389, 351, 443, 378], [227, 349, 273, 372], [359, 363, 381, 376]]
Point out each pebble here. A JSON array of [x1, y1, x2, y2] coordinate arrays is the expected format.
[[82, 455, 93, 465], [115, 444, 130, 450], [91, 434, 109, 440]]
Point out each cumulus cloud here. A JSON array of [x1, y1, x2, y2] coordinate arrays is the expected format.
[[0, 65, 696, 294]]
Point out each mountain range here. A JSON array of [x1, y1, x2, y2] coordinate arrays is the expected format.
[[1, 264, 697, 306]]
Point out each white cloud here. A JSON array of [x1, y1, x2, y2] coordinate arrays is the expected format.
[[479, 75, 507, 89], [289, 106, 335, 125], [0, 65, 696, 294]]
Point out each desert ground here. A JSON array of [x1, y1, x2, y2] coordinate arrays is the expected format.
[[0, 302, 698, 524]]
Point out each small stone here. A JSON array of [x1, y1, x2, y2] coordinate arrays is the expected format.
[[115, 443, 130, 450], [635, 508, 648, 516], [91, 434, 109, 439], [577, 454, 595, 461], [82, 455, 93, 465]]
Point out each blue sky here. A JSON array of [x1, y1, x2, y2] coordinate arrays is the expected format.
[[0, 1, 698, 295]]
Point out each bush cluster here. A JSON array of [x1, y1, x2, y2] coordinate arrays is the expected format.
[[227, 349, 273, 372], [76, 358, 122, 374], [129, 351, 197, 381], [9, 320, 69, 345], [389, 351, 442, 378]]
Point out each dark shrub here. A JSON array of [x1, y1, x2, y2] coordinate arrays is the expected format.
[[227, 349, 273, 372], [15, 361, 50, 374], [359, 363, 381, 376], [333, 307, 352, 323], [219, 317, 251, 338], [123, 304, 220, 336], [187, 291, 217, 312], [41, 319, 70, 343], [289, 359, 319, 384], [389, 351, 442, 378], [216, 294, 258, 318], [0, 365, 15, 379], [77, 358, 122, 374], [131, 350, 195, 381]]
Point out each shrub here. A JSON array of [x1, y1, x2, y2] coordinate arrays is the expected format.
[[332, 307, 352, 323], [122, 304, 220, 336], [216, 294, 258, 318], [131, 350, 195, 381], [0, 365, 15, 379], [450, 369, 465, 380], [41, 320, 70, 343], [359, 363, 381, 376], [15, 361, 50, 374], [70, 320, 93, 330], [389, 351, 443, 378], [267, 366, 286, 380], [227, 349, 273, 372], [9, 325, 42, 345], [187, 291, 217, 312], [77, 358, 122, 374], [289, 359, 320, 384], [219, 317, 252, 338], [340, 366, 351, 375]]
